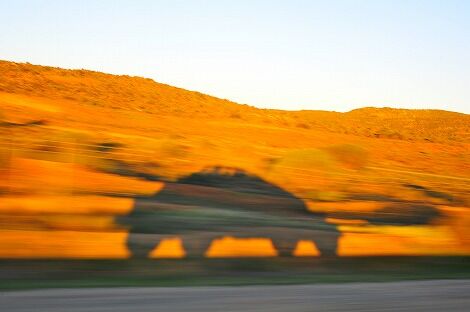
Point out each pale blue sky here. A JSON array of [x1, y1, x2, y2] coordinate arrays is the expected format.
[[1, 0, 469, 113]]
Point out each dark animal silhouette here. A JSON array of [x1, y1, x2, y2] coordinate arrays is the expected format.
[[118, 166, 341, 258]]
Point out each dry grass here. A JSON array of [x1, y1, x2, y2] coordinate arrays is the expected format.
[[0, 60, 468, 258]]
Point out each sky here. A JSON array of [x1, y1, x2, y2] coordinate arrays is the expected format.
[[0, 0, 469, 113]]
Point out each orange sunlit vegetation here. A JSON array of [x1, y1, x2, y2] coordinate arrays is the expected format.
[[0, 60, 469, 258]]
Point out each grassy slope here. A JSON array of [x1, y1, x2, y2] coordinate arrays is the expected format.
[[0, 60, 469, 259], [1, 60, 468, 143], [1, 60, 469, 173]]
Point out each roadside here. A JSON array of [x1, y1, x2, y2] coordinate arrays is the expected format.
[[1, 257, 469, 290]]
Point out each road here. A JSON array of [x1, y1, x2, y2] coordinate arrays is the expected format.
[[1, 280, 469, 311]]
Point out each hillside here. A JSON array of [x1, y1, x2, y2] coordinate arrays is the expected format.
[[0, 60, 469, 259], [1, 60, 468, 143]]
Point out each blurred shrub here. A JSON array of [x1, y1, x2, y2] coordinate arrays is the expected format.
[[326, 144, 368, 170], [296, 123, 311, 129], [274, 148, 333, 171], [229, 112, 242, 119], [374, 128, 404, 140], [160, 138, 190, 159], [267, 148, 335, 192]]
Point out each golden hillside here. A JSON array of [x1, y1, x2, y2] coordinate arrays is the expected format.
[[0, 60, 469, 259], [1, 60, 468, 143]]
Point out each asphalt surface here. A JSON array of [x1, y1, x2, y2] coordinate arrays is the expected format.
[[1, 280, 469, 311]]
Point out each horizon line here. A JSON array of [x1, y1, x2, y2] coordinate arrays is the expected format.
[[1, 58, 467, 116]]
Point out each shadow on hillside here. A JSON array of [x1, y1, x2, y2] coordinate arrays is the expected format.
[[117, 166, 341, 258], [112, 164, 449, 259]]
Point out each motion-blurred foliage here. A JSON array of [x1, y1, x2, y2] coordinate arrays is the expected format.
[[0, 60, 468, 259], [326, 144, 368, 170]]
